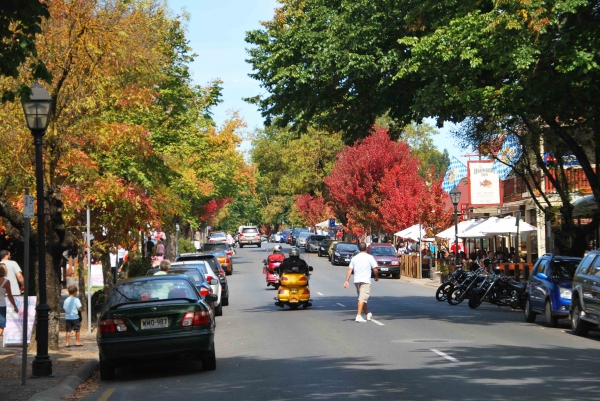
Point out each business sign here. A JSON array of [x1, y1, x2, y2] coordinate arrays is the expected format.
[[329, 218, 336, 228], [468, 160, 501, 206], [3, 296, 36, 347], [91, 263, 104, 287]]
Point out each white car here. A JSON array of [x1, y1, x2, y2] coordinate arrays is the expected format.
[[208, 232, 227, 244], [170, 261, 223, 316]]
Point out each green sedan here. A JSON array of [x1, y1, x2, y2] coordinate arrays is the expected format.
[[96, 275, 217, 380]]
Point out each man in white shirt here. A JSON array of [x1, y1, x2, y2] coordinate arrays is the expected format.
[[0, 250, 24, 295], [344, 242, 379, 323]]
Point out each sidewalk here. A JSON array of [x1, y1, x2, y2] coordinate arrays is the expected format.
[[0, 288, 100, 401], [399, 275, 441, 289]]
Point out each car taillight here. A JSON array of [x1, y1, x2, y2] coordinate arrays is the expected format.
[[207, 276, 214, 282], [181, 311, 210, 327], [299, 277, 307, 282], [200, 287, 211, 296], [209, 239, 214, 242], [256, 233, 260, 237], [219, 268, 226, 275], [99, 318, 127, 333]]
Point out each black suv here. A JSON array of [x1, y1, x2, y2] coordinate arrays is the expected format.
[[571, 251, 600, 336]]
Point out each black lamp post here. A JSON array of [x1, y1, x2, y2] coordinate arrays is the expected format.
[[450, 187, 461, 265], [22, 83, 53, 377]]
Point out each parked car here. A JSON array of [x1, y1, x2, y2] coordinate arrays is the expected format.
[[96, 275, 217, 380], [207, 250, 233, 276], [166, 260, 223, 316], [524, 253, 581, 326], [281, 229, 292, 244], [238, 226, 261, 248], [290, 228, 308, 246], [296, 231, 312, 249], [367, 243, 401, 279], [318, 238, 333, 257], [570, 251, 600, 336], [306, 235, 329, 253], [331, 242, 359, 265], [208, 231, 227, 244], [328, 240, 340, 259], [146, 265, 214, 302], [175, 253, 229, 304]]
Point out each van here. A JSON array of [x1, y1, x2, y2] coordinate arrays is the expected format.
[[238, 226, 261, 248]]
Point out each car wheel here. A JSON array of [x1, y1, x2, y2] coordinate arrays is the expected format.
[[215, 302, 223, 316], [99, 357, 115, 380], [239, 244, 244, 248], [524, 296, 537, 323], [202, 350, 217, 371], [318, 250, 322, 257], [544, 299, 558, 327], [393, 272, 401, 279], [221, 297, 229, 306], [258, 243, 261, 248], [571, 299, 590, 336]]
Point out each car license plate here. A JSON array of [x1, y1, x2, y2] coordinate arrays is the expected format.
[[140, 317, 168, 330], [291, 288, 298, 294], [380, 267, 389, 271], [345, 258, 350, 262]]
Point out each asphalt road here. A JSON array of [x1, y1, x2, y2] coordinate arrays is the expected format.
[[84, 243, 600, 401]]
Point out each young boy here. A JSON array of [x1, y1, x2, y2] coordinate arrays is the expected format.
[[63, 285, 83, 347]]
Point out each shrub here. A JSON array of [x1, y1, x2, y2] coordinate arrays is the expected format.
[[178, 238, 197, 253], [125, 256, 153, 278]]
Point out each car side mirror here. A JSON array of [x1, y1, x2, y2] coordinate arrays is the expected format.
[[309, 266, 314, 271], [210, 278, 219, 285], [205, 294, 218, 303], [536, 272, 548, 280]]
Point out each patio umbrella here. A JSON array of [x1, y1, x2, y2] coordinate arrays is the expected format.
[[482, 216, 537, 235], [394, 224, 424, 241], [458, 217, 500, 238], [436, 219, 484, 240]]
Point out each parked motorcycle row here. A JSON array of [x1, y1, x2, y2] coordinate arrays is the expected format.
[[436, 261, 527, 310]]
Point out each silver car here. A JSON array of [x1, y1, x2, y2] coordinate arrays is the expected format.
[[296, 231, 312, 248]]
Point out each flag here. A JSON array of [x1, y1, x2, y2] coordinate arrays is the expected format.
[[493, 134, 522, 180], [441, 156, 468, 193]]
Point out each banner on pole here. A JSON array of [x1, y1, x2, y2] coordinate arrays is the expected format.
[[468, 160, 501, 206], [3, 296, 36, 347], [91, 264, 104, 287]]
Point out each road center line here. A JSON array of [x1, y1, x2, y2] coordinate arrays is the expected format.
[[430, 349, 459, 363], [370, 319, 385, 326], [98, 388, 116, 401], [336, 303, 346, 307], [317, 292, 324, 295]]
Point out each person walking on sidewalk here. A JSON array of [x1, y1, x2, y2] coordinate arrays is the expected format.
[[343, 242, 379, 323], [0, 263, 19, 338], [63, 285, 83, 347], [0, 250, 24, 295]]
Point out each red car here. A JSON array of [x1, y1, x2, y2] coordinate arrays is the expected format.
[[367, 243, 401, 279]]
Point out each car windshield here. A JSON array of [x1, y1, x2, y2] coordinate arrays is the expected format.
[[370, 247, 396, 256], [210, 232, 226, 238], [552, 260, 580, 280], [338, 244, 358, 251], [299, 232, 311, 239], [310, 236, 328, 241], [107, 278, 197, 306], [202, 243, 227, 251]]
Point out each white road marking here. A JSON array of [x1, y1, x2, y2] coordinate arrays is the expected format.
[[431, 349, 459, 363], [370, 319, 385, 326], [336, 303, 346, 307], [317, 292, 324, 296]]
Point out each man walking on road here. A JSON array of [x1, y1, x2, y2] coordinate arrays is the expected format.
[[344, 242, 378, 323]]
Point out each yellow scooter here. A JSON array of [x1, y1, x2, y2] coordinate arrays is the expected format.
[[274, 249, 313, 309]]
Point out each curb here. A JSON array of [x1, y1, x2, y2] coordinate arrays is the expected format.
[[28, 358, 99, 401]]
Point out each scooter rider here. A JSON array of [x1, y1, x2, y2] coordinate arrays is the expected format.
[[278, 248, 310, 277], [267, 245, 285, 266]]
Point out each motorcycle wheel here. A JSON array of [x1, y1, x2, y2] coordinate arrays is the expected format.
[[447, 287, 465, 305], [435, 283, 453, 302], [468, 291, 484, 309]]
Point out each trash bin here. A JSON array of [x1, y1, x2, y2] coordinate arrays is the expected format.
[[421, 265, 430, 279]]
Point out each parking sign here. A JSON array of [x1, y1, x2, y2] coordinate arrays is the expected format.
[[24, 195, 35, 218]]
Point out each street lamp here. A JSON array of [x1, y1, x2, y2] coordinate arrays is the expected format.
[[450, 187, 461, 265], [22, 83, 53, 377]]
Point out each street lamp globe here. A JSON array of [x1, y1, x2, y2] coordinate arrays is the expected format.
[[449, 187, 461, 206], [21, 83, 52, 131]]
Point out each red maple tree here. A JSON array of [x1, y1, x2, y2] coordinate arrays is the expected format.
[[325, 127, 424, 233], [295, 194, 331, 226]]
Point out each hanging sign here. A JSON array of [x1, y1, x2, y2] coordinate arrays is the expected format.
[[468, 160, 501, 206], [3, 296, 36, 347]]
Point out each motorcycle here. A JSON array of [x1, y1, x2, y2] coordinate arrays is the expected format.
[[274, 258, 313, 309], [435, 266, 469, 301], [468, 272, 527, 309], [263, 257, 283, 289], [447, 266, 486, 305]]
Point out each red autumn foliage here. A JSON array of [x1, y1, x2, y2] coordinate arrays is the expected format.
[[295, 194, 331, 226], [325, 127, 424, 232], [199, 198, 232, 226]]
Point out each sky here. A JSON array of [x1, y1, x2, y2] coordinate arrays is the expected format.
[[167, 0, 467, 162]]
